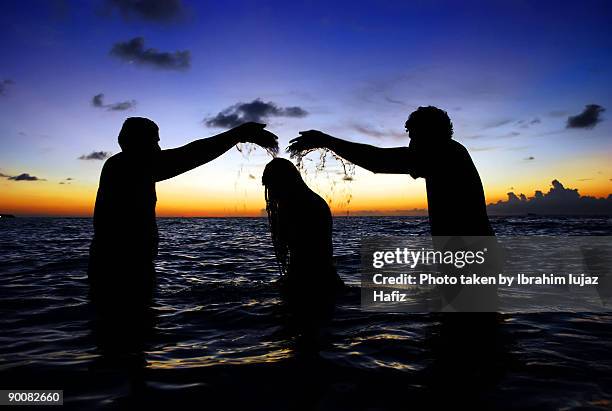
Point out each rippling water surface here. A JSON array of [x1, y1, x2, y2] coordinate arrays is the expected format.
[[0, 216, 611, 410]]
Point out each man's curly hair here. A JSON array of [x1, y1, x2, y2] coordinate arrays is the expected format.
[[118, 117, 159, 152], [405, 106, 453, 140]]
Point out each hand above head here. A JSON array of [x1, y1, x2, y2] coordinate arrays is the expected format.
[[287, 130, 332, 158], [229, 122, 279, 152]]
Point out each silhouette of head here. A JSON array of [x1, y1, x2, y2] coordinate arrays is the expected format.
[[262, 158, 307, 202], [405, 106, 453, 141], [118, 117, 161, 154], [404, 106, 453, 178]]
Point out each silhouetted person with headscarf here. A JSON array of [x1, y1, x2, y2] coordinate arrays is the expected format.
[[288, 106, 493, 237], [88, 118, 277, 360]]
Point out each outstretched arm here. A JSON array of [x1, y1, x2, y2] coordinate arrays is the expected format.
[[154, 122, 278, 182], [287, 130, 412, 174]]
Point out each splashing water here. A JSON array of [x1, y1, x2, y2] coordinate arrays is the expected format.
[[233, 143, 278, 214], [236, 142, 279, 159], [292, 148, 356, 214]]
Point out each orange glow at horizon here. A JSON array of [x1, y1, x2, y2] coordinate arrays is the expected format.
[[1, 176, 610, 217]]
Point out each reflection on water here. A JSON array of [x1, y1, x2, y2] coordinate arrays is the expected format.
[[0, 216, 611, 409]]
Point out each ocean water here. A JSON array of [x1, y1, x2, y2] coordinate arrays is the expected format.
[[0, 216, 611, 410]]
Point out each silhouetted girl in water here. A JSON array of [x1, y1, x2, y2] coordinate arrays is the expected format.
[[262, 158, 343, 309]]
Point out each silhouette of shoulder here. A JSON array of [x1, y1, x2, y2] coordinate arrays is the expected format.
[[447, 139, 471, 160], [98, 153, 125, 182], [103, 152, 123, 167]]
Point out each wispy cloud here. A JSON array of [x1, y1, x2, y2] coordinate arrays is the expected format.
[[349, 123, 407, 140], [384, 96, 406, 105], [516, 117, 541, 129], [482, 118, 513, 129], [494, 131, 521, 139], [468, 146, 500, 152]]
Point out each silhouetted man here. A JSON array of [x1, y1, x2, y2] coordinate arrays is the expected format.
[[290, 106, 499, 314], [88, 118, 278, 305], [288, 106, 493, 236]]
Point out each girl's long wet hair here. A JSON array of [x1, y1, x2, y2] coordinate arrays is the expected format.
[[264, 185, 288, 277], [262, 158, 307, 277]]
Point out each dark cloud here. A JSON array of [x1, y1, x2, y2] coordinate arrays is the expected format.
[[92, 93, 104, 107], [0, 79, 15, 95], [204, 99, 308, 128], [1, 171, 46, 181], [104, 0, 184, 22], [92, 93, 136, 111], [107, 101, 136, 111], [488, 179, 612, 215], [110, 37, 190, 71], [79, 151, 111, 160], [5, 173, 45, 181], [566, 104, 605, 129]]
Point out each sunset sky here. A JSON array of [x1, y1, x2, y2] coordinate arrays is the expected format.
[[1, 0, 611, 216]]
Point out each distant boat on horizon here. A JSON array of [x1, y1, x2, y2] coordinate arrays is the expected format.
[[0, 214, 16, 218]]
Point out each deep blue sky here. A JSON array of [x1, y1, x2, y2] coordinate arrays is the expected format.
[[1, 0, 611, 215]]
